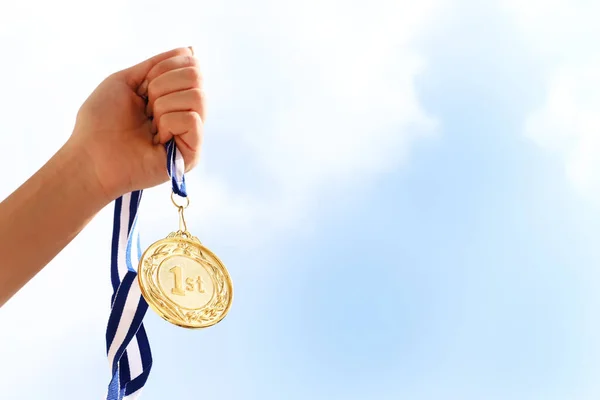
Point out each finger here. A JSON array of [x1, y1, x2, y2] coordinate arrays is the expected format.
[[153, 111, 203, 172], [146, 66, 203, 117], [139, 55, 200, 97], [151, 88, 206, 124], [154, 111, 203, 150], [122, 46, 193, 91]]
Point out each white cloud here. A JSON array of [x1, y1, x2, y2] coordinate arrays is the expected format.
[[0, 0, 441, 398], [502, 0, 600, 200], [525, 66, 600, 198], [137, 0, 443, 246]]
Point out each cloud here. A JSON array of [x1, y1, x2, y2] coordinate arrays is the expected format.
[[139, 0, 442, 247], [502, 0, 600, 200], [524, 66, 600, 198], [0, 0, 441, 398]]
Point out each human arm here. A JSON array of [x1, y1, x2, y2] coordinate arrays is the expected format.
[[0, 46, 206, 307], [0, 141, 109, 306]]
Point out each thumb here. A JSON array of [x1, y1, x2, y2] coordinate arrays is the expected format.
[[121, 46, 194, 91]]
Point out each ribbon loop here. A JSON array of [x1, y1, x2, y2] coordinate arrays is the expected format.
[[166, 140, 187, 197], [105, 139, 186, 399]]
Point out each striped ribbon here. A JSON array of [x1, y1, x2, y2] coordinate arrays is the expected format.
[[105, 139, 186, 399]]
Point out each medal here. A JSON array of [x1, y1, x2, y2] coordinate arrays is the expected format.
[[105, 140, 228, 399], [138, 192, 234, 329]]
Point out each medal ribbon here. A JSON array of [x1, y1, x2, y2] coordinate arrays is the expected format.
[[105, 139, 186, 399]]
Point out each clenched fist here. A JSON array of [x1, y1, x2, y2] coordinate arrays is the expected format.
[[69, 46, 205, 201]]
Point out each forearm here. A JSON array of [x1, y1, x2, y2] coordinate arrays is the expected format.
[[0, 140, 110, 306]]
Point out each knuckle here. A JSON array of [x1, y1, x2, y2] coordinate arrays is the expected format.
[[186, 111, 202, 125], [182, 55, 197, 67], [192, 110, 203, 122], [191, 88, 204, 103], [186, 67, 203, 87]]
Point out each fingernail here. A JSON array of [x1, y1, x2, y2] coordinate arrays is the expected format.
[[153, 134, 160, 145], [188, 46, 194, 55], [137, 80, 148, 96]]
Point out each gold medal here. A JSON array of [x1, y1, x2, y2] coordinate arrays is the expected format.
[[138, 193, 233, 329]]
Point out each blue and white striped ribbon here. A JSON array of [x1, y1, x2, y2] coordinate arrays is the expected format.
[[105, 139, 186, 399]]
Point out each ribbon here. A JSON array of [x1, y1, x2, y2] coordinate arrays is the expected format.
[[105, 139, 186, 399]]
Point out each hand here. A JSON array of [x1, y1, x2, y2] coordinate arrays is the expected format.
[[68, 46, 205, 201]]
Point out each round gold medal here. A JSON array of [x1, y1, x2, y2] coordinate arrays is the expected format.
[[138, 195, 233, 329]]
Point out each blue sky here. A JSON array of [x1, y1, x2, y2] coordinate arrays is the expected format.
[[1, 0, 600, 399]]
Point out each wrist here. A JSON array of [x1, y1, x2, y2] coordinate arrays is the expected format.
[[59, 138, 115, 208]]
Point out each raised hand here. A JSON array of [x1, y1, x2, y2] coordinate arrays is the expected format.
[[70, 46, 205, 201]]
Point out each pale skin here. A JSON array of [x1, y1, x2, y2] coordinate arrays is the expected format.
[[0, 47, 206, 307]]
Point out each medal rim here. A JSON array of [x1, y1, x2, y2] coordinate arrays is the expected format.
[[138, 232, 234, 329]]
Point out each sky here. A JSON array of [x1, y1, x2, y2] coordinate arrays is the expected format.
[[1, 0, 600, 399]]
